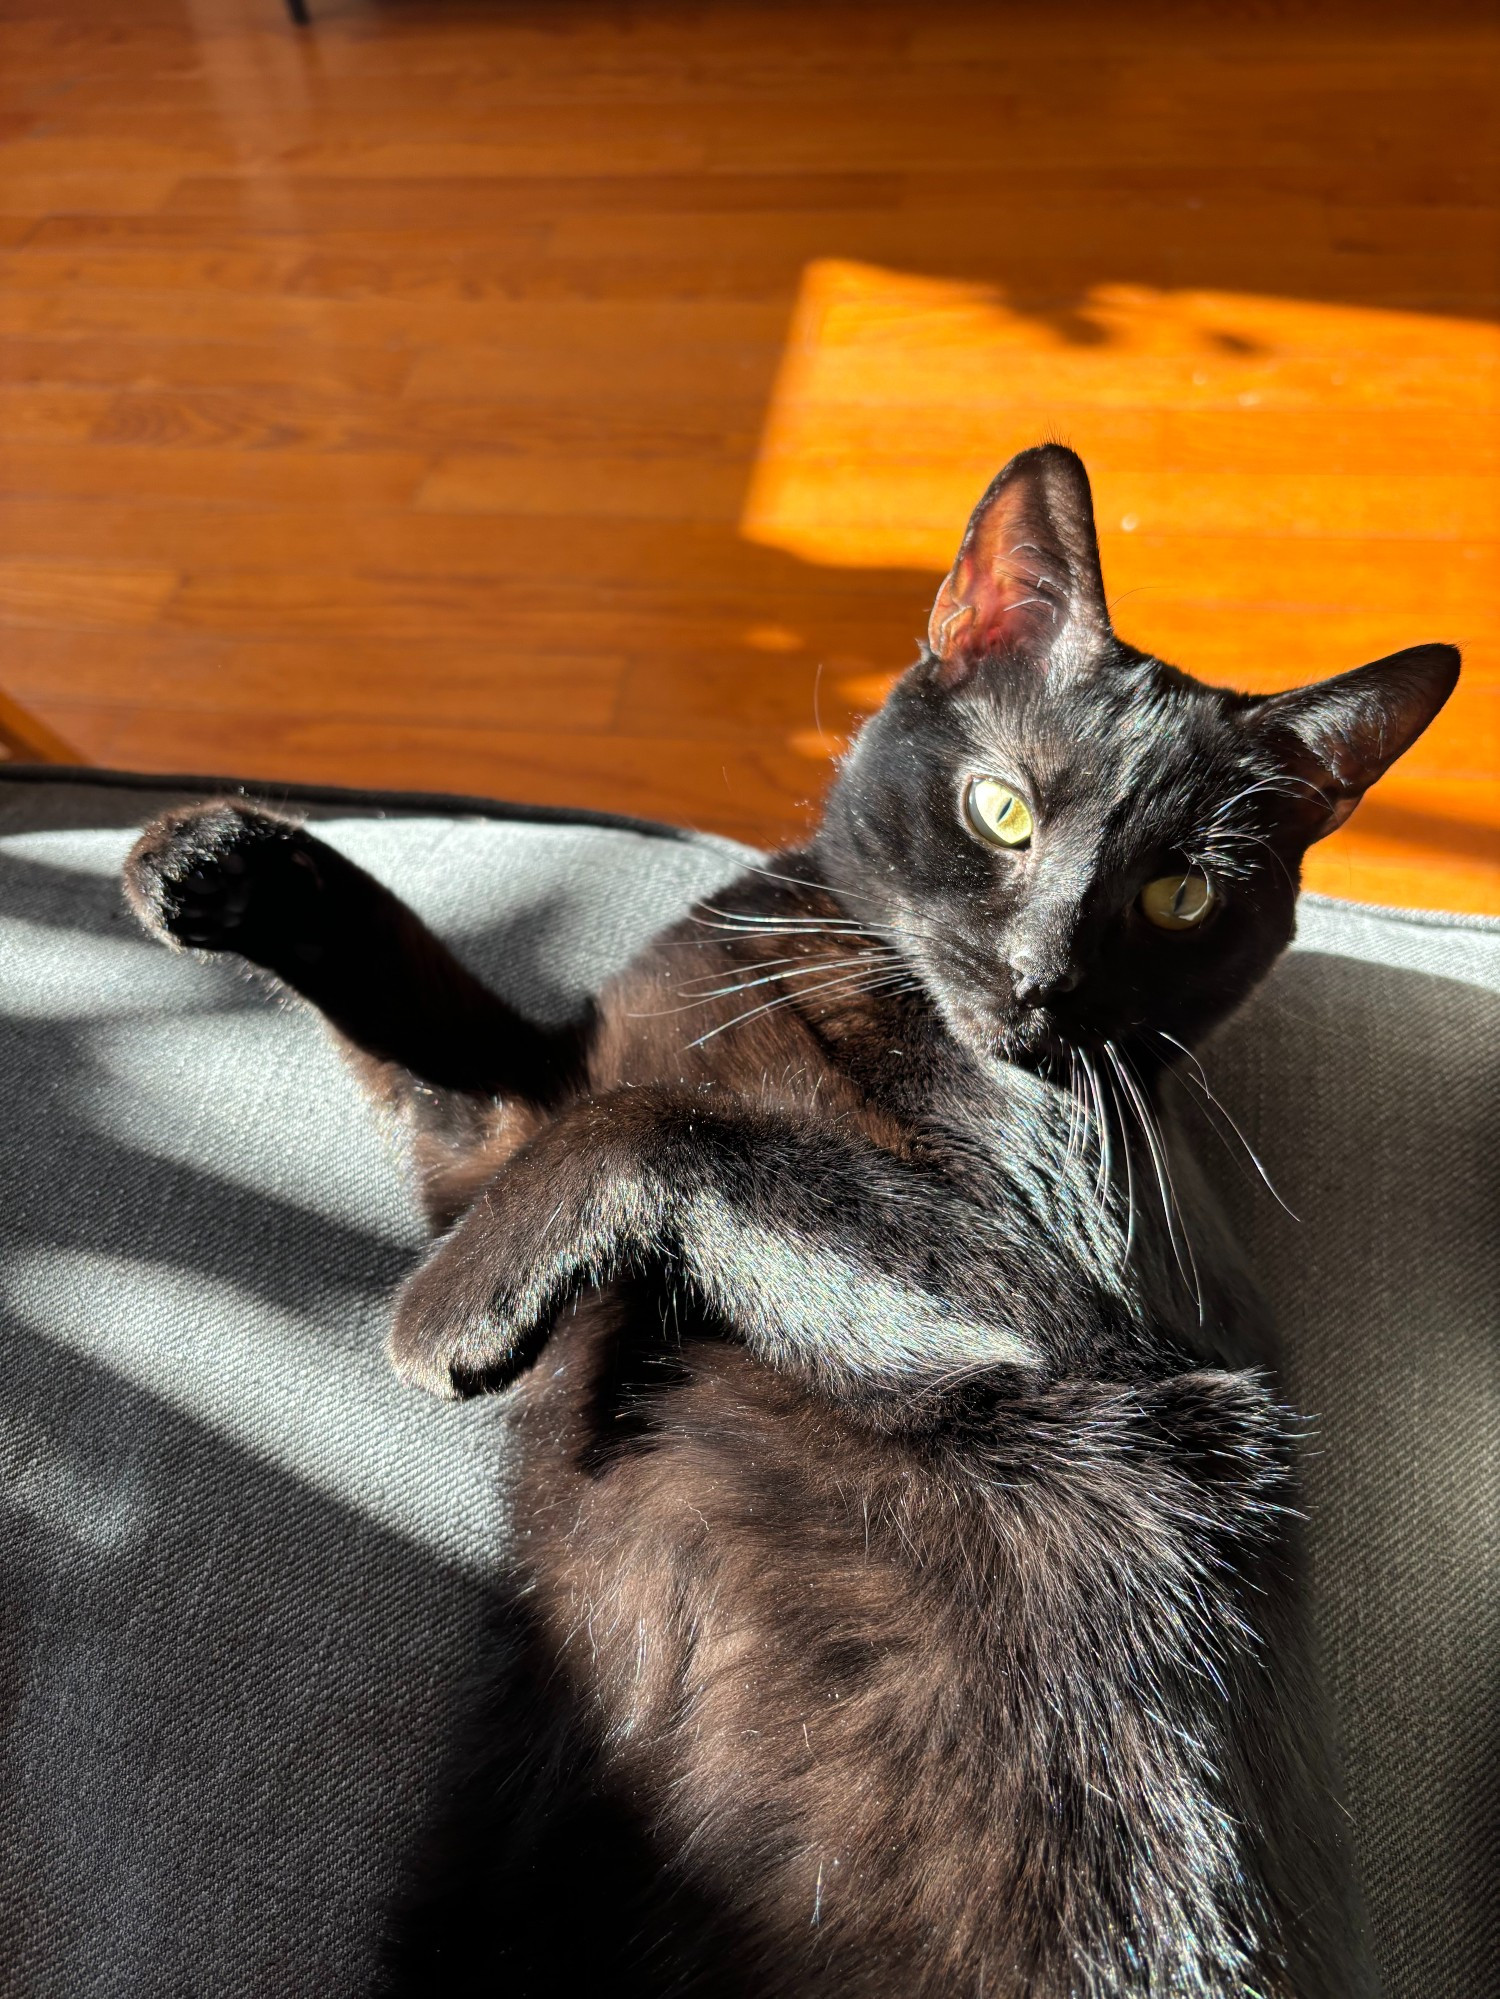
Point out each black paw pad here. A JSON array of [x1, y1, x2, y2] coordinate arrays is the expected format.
[[124, 801, 317, 956], [169, 846, 252, 946]]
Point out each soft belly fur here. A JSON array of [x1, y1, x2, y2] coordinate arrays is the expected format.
[[471, 1293, 1339, 1999]]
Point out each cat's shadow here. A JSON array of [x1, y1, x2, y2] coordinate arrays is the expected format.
[[369, 1581, 766, 1999]]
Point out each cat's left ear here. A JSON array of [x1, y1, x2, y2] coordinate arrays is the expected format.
[[927, 444, 1111, 683], [1248, 643, 1460, 840]]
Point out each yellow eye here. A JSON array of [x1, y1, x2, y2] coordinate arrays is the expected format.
[[966, 778, 1034, 849], [1140, 872, 1217, 931]]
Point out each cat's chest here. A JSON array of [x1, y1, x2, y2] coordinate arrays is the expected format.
[[596, 959, 1050, 1194]]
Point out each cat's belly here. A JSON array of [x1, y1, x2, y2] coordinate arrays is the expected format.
[[506, 1290, 992, 1995], [498, 1285, 1339, 1999]]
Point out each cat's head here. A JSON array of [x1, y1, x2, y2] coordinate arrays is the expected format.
[[815, 444, 1458, 1067]]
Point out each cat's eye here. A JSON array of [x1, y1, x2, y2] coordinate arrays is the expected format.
[[1139, 872, 1217, 931], [966, 778, 1034, 849]]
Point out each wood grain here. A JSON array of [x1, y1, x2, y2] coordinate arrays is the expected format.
[[0, 0, 1495, 911]]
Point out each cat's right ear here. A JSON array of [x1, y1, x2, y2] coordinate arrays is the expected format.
[[926, 444, 1111, 684]]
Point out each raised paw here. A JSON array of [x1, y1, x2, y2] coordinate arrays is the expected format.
[[124, 800, 325, 958]]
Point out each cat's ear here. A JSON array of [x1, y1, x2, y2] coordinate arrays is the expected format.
[[1249, 643, 1460, 840], [927, 444, 1111, 682]]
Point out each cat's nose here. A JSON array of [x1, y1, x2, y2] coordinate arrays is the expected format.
[[1011, 955, 1081, 1008]]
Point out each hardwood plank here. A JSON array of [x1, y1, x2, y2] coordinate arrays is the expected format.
[[414, 455, 749, 522], [0, 628, 625, 733], [0, 505, 944, 597], [79, 390, 765, 457], [0, 442, 429, 509], [0, 334, 413, 395], [0, 560, 179, 629], [21, 210, 1498, 315], [157, 174, 904, 231], [3, 496, 1495, 605], [0, 287, 794, 358], [0, 385, 112, 441], [1304, 779, 1500, 908], [45, 708, 816, 850], [0, 174, 179, 217]]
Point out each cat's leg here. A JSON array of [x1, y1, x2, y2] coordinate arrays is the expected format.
[[125, 798, 585, 1104], [126, 800, 590, 1230], [387, 1085, 1092, 1400]]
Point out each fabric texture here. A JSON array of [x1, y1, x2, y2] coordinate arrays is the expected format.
[[1207, 895, 1499, 1997], [0, 770, 1492, 1998]]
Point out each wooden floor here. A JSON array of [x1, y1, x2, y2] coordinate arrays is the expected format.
[[1, 0, 1496, 911]]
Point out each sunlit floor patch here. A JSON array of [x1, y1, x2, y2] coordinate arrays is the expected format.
[[742, 261, 1499, 913]]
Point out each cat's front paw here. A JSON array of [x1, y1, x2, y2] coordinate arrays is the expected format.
[[387, 1248, 539, 1401], [125, 800, 323, 955], [389, 1123, 629, 1401]]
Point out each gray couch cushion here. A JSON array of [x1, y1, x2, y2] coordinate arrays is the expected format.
[[0, 771, 1493, 1998], [1207, 897, 1499, 1997]]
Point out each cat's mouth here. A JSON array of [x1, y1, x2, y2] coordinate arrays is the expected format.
[[998, 1008, 1076, 1063], [943, 989, 1087, 1066], [995, 992, 1141, 1065], [917, 942, 1128, 1067]]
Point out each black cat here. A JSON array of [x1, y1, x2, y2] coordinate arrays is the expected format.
[[126, 446, 1456, 1997]]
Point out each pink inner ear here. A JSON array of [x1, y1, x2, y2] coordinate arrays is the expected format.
[[925, 446, 1110, 680], [928, 541, 1065, 671]]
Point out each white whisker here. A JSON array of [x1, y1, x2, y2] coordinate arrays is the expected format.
[[679, 950, 900, 999], [685, 959, 914, 1049], [1062, 1046, 1085, 1169], [1106, 1042, 1202, 1320], [1076, 1045, 1113, 1217], [1098, 1055, 1136, 1271], [1155, 1031, 1299, 1219], [630, 947, 903, 1021]]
